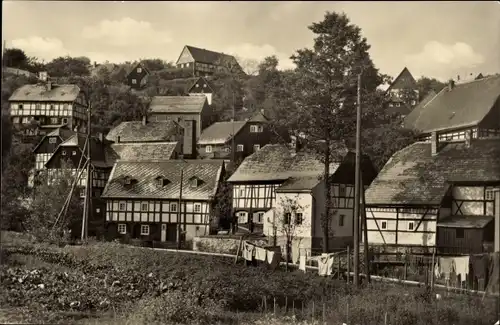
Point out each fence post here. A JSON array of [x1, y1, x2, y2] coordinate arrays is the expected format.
[[347, 246, 350, 284], [292, 300, 295, 316], [264, 295, 267, 312], [312, 300, 315, 323], [322, 302, 326, 324], [273, 296, 276, 315], [384, 311, 388, 325], [285, 296, 288, 314]]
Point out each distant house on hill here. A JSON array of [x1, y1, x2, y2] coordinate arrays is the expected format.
[[175, 45, 243, 77], [187, 76, 217, 105], [386, 67, 420, 118], [126, 62, 150, 90]]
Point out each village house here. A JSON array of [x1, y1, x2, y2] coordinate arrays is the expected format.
[[149, 96, 212, 140], [386, 67, 420, 118], [366, 75, 500, 256], [32, 126, 76, 172], [187, 76, 217, 106], [197, 110, 276, 161], [101, 159, 225, 243], [175, 45, 243, 77], [8, 75, 88, 135], [125, 62, 150, 90], [227, 143, 377, 253]]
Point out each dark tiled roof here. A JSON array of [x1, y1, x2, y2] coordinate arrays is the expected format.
[[101, 160, 224, 200], [276, 176, 323, 192], [365, 139, 500, 206], [9, 84, 80, 102], [386, 67, 417, 92], [184, 45, 237, 65], [437, 215, 493, 229], [109, 142, 178, 163], [187, 77, 218, 93], [33, 126, 76, 153], [198, 121, 247, 145], [403, 75, 500, 134], [227, 144, 339, 183], [106, 120, 180, 143], [150, 96, 207, 114]]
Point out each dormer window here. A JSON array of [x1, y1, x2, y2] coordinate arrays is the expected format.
[[49, 137, 57, 144], [189, 176, 202, 188], [155, 176, 170, 187], [123, 176, 132, 185]]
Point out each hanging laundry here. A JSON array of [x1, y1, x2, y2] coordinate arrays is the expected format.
[[267, 248, 281, 270], [318, 255, 329, 276], [470, 254, 489, 280], [299, 255, 306, 272], [291, 245, 300, 264], [439, 257, 455, 280], [326, 254, 334, 276], [255, 246, 267, 261], [453, 256, 469, 282], [242, 241, 255, 261], [434, 259, 441, 279]]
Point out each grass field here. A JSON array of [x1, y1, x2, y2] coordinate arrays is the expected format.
[[0, 231, 497, 325]]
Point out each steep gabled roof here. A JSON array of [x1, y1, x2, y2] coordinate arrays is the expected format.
[[187, 77, 217, 93], [106, 120, 180, 143], [9, 84, 81, 102], [150, 96, 207, 114], [45, 134, 112, 168], [107, 142, 178, 163], [403, 75, 500, 134], [33, 126, 76, 153], [365, 139, 500, 206], [102, 160, 224, 200], [179, 45, 238, 66], [198, 121, 247, 145], [386, 67, 417, 92], [125, 62, 150, 78]]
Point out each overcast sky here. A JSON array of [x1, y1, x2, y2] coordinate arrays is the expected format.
[[3, 1, 499, 81]]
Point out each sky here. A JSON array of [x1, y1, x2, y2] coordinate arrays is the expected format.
[[2, 1, 500, 82]]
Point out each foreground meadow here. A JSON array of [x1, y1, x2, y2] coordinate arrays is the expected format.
[[0, 232, 496, 325]]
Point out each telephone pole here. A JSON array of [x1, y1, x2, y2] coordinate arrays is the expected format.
[[81, 104, 92, 241], [353, 72, 362, 287]]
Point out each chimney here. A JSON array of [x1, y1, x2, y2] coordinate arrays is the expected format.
[[47, 81, 52, 91], [142, 115, 147, 126], [431, 131, 439, 156], [465, 129, 473, 148], [260, 109, 265, 115], [182, 120, 196, 158], [448, 80, 455, 91], [117, 136, 121, 143]]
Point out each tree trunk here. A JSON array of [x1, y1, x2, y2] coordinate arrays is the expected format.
[[322, 141, 331, 253]]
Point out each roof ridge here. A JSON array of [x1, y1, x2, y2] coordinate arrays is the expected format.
[[455, 73, 500, 86]]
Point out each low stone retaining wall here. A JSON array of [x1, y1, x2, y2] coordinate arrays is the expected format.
[[192, 235, 269, 255]]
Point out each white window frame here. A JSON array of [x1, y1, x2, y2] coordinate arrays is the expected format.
[[236, 144, 244, 152], [72, 151, 77, 156], [253, 144, 260, 152], [205, 145, 213, 153], [381, 221, 387, 229], [49, 137, 57, 144], [194, 203, 202, 213], [170, 203, 177, 212], [250, 125, 258, 133], [119, 202, 126, 211], [485, 189, 495, 200], [137, 67, 142, 73], [408, 221, 414, 231], [118, 224, 127, 234], [50, 117, 58, 125], [140, 224, 150, 235], [141, 203, 148, 211], [96, 208, 101, 213], [61, 150, 67, 156], [132, 79, 137, 84]]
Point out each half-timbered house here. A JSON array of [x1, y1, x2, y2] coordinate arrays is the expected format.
[[386, 67, 420, 117], [175, 45, 243, 77], [126, 62, 150, 90], [403, 74, 500, 142], [364, 138, 500, 255], [101, 160, 225, 242], [187, 77, 217, 106], [8, 82, 88, 135], [32, 126, 75, 171], [149, 96, 212, 140]]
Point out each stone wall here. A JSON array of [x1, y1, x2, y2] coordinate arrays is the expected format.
[[192, 235, 270, 255]]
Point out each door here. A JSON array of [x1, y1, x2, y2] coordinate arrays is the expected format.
[[161, 224, 167, 242], [167, 223, 178, 242]]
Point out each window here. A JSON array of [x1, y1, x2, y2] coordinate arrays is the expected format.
[[295, 213, 303, 225], [48, 137, 57, 144], [284, 213, 292, 225], [253, 144, 260, 152], [118, 224, 127, 234], [170, 203, 177, 212], [257, 212, 264, 223], [132, 79, 137, 84], [141, 203, 148, 211], [408, 222, 414, 231], [35, 103, 41, 110], [250, 125, 258, 133], [456, 228, 464, 239], [195, 84, 199, 88], [485, 190, 494, 200], [19, 104, 23, 110], [62, 118, 68, 124], [205, 145, 212, 153], [339, 184, 346, 197], [79, 188, 86, 197], [72, 151, 77, 156], [62, 150, 67, 156], [12, 117, 19, 124], [22, 117, 29, 124], [96, 208, 101, 213], [119, 203, 126, 211], [137, 67, 142, 73], [140, 224, 150, 235], [381, 221, 387, 229], [194, 203, 201, 213], [50, 104, 55, 110], [50, 117, 58, 124], [388, 103, 394, 107], [236, 144, 244, 152], [339, 214, 345, 227]]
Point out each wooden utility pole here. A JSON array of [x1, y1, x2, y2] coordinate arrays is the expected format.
[[353, 73, 362, 287], [231, 91, 236, 234], [2, 40, 6, 81], [81, 104, 92, 241], [361, 174, 371, 283]]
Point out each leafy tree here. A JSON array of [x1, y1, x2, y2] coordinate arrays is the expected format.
[[274, 11, 384, 252], [2, 48, 29, 69], [416, 77, 445, 100], [141, 59, 171, 72], [45, 56, 91, 78]]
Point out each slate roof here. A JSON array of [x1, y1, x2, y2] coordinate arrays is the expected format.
[[101, 160, 224, 200], [9, 84, 80, 102], [183, 45, 237, 65], [227, 144, 340, 183], [198, 121, 247, 145], [365, 139, 500, 206], [108, 142, 178, 163], [150, 96, 207, 114], [403, 75, 500, 134], [275, 176, 323, 192], [386, 67, 417, 92], [33, 126, 76, 153], [106, 120, 180, 143], [437, 215, 494, 229]]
